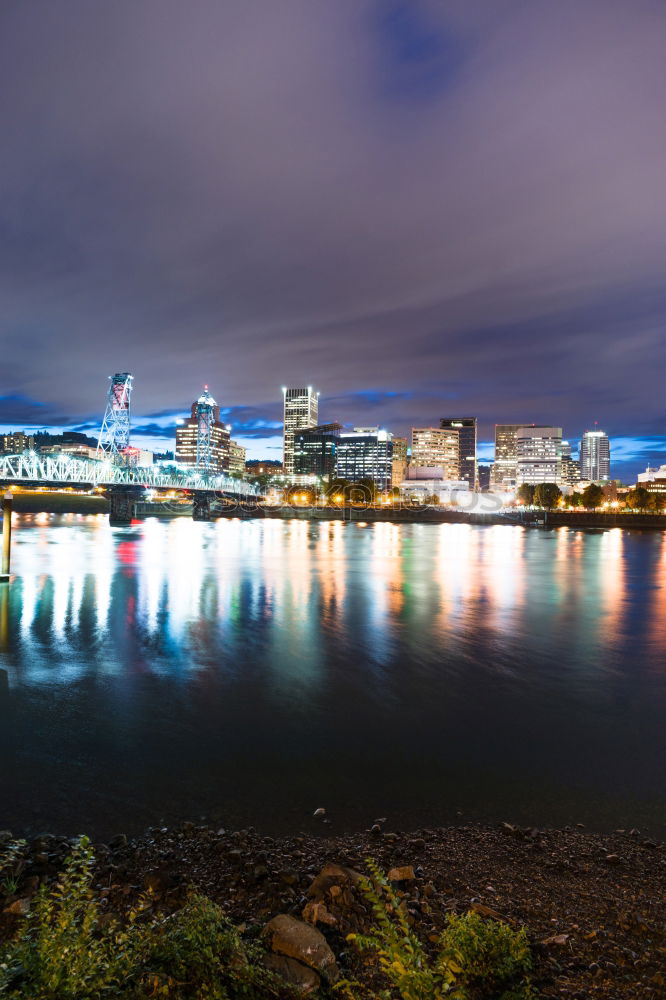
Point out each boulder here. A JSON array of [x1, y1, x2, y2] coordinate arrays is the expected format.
[[3, 898, 30, 916], [308, 862, 363, 899], [264, 914, 339, 983], [387, 865, 415, 882], [262, 954, 321, 995]]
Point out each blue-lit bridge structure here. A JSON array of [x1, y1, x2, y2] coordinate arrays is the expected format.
[[0, 451, 263, 523]]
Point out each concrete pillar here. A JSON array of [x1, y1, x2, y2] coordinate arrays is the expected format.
[[193, 492, 214, 521], [109, 489, 138, 525], [1, 490, 12, 583]]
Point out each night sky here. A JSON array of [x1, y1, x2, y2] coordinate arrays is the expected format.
[[1, 1, 665, 478]]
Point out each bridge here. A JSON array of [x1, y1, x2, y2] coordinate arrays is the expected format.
[[0, 451, 263, 523]]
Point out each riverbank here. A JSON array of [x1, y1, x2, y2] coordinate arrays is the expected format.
[[1, 821, 663, 998], [7, 491, 108, 515], [219, 504, 666, 530], [5, 493, 666, 529]]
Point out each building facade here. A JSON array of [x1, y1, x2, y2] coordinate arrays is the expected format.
[[492, 425, 521, 489], [335, 427, 394, 491], [282, 387, 319, 479], [579, 429, 610, 482], [391, 436, 408, 487], [1, 431, 34, 454], [411, 427, 459, 480], [245, 460, 283, 477], [228, 440, 247, 478], [175, 389, 230, 473], [292, 423, 341, 481], [515, 426, 563, 485], [439, 417, 477, 488]]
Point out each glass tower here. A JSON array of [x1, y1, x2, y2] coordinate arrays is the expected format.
[[282, 387, 319, 479]]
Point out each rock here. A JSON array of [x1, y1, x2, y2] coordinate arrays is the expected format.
[[262, 954, 321, 995], [470, 902, 513, 923], [313, 808, 326, 818], [109, 834, 127, 850], [264, 914, 339, 983], [3, 897, 30, 916], [278, 869, 300, 886], [540, 933, 570, 947], [308, 862, 363, 898], [604, 854, 622, 865], [302, 900, 337, 926], [387, 865, 416, 882]]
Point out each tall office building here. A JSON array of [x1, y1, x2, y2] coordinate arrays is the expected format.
[[335, 427, 394, 491], [411, 427, 459, 480], [515, 426, 562, 485], [176, 388, 230, 473], [282, 386, 319, 479], [391, 436, 408, 487], [293, 423, 342, 481], [228, 440, 247, 478], [439, 417, 477, 487], [0, 431, 34, 454], [579, 429, 610, 481], [492, 425, 521, 488]]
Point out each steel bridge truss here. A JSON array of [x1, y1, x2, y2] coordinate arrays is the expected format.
[[0, 452, 260, 497]]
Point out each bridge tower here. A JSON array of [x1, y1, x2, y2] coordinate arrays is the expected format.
[[97, 373, 133, 461], [195, 386, 216, 472]]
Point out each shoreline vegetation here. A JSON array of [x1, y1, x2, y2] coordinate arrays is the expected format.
[[1, 821, 663, 998], [6, 490, 666, 529]]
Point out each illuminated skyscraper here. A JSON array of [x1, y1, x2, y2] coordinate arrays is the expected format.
[[391, 436, 408, 487], [492, 424, 521, 489], [175, 388, 230, 473], [515, 426, 562, 485], [411, 427, 459, 479], [439, 417, 477, 487], [335, 427, 394, 491], [580, 429, 610, 481], [282, 386, 319, 478]]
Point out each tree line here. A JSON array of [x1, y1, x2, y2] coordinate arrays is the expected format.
[[516, 483, 665, 511]]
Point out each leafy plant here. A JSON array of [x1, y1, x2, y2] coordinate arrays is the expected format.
[[143, 892, 294, 998], [436, 911, 534, 1000], [0, 835, 146, 999], [341, 860, 534, 1000], [0, 837, 295, 1000], [0, 840, 28, 898]]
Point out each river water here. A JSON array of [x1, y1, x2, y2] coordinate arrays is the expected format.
[[0, 514, 664, 838]]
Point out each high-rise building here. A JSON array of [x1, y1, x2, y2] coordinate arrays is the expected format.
[[477, 464, 492, 491], [579, 429, 610, 481], [391, 436, 408, 487], [0, 431, 34, 454], [293, 423, 342, 481], [439, 417, 477, 487], [515, 426, 563, 485], [282, 387, 319, 479], [492, 425, 521, 488], [335, 427, 394, 491], [175, 388, 230, 473], [411, 427, 459, 480], [228, 440, 247, 478]]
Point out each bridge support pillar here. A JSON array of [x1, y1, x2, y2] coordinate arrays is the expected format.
[[108, 487, 143, 525], [193, 491, 215, 521]]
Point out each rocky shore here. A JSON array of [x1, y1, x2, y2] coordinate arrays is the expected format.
[[1, 819, 664, 998]]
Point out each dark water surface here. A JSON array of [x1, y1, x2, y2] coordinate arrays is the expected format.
[[1, 514, 665, 838]]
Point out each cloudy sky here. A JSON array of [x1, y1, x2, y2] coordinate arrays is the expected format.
[[1, 0, 665, 476]]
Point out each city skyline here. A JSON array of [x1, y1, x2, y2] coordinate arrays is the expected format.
[[2, 2, 666, 480], [0, 394, 646, 480]]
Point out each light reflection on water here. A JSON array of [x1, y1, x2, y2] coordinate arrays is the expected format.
[[0, 514, 665, 837]]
